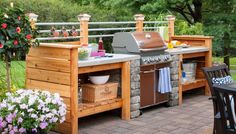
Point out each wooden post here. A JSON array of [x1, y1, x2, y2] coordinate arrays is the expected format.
[[70, 48, 79, 134], [78, 14, 91, 45], [134, 14, 145, 32], [205, 38, 213, 96], [121, 61, 131, 120], [166, 15, 175, 42], [178, 54, 183, 105]]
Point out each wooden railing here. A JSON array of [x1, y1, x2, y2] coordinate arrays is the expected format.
[[28, 13, 175, 43]]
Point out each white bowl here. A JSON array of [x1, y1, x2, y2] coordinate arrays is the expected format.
[[89, 75, 110, 85]]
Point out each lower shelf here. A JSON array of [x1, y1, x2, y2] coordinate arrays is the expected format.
[[182, 78, 206, 92], [78, 98, 122, 118]]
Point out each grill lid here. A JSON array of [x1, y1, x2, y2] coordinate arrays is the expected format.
[[112, 32, 167, 53], [132, 32, 165, 49]]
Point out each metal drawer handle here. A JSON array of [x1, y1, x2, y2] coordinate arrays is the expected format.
[[142, 70, 155, 74]]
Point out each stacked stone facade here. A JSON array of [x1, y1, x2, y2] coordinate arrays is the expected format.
[[168, 54, 179, 106], [110, 56, 179, 118]]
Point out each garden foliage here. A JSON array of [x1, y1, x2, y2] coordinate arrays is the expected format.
[[0, 89, 66, 133]]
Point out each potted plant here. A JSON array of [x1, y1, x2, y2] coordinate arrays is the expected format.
[[0, 5, 39, 92], [0, 89, 67, 133]]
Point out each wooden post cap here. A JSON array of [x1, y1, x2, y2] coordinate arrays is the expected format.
[[166, 15, 175, 21], [134, 14, 145, 21], [27, 13, 38, 22], [78, 14, 91, 21]]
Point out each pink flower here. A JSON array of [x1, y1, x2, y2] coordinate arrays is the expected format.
[[32, 128, 37, 132], [26, 34, 32, 40], [18, 16, 21, 20], [0, 43, 3, 48], [1, 23, 7, 29], [9, 130, 14, 134], [13, 40, 18, 45], [19, 127, 26, 133], [16, 27, 21, 33], [13, 126, 18, 132], [18, 117, 23, 123], [6, 114, 13, 123], [0, 120, 3, 129], [39, 122, 48, 129]]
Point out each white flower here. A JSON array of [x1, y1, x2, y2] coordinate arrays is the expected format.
[[40, 115, 45, 121], [6, 92, 11, 97], [60, 117, 65, 123], [30, 114, 38, 119], [45, 98, 51, 104], [52, 117, 58, 123], [43, 107, 49, 112], [54, 93, 60, 98], [27, 108, 34, 112], [46, 113, 53, 118], [0, 103, 7, 108], [20, 104, 28, 109], [8, 105, 15, 111], [28, 97, 36, 106], [51, 109, 57, 114], [4, 14, 8, 18]]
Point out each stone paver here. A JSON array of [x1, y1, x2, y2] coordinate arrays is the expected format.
[[78, 93, 213, 134]]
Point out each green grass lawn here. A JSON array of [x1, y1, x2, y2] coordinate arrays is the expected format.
[[213, 57, 236, 80], [0, 61, 25, 89]]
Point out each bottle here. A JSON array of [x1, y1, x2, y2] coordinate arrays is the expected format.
[[78, 79, 83, 104], [182, 71, 187, 84], [98, 37, 104, 50]]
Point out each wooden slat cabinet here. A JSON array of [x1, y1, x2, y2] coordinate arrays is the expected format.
[[171, 36, 213, 105], [26, 43, 131, 134]]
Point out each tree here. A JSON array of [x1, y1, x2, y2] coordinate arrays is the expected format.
[[83, 0, 204, 24], [0, 5, 38, 92], [203, 0, 236, 65]]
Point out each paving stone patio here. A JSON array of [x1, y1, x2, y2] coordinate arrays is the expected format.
[[78, 92, 213, 134]]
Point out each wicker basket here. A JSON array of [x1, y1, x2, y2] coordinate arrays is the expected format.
[[81, 82, 118, 102]]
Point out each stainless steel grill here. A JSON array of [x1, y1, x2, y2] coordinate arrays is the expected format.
[[112, 32, 172, 65], [112, 31, 171, 109]]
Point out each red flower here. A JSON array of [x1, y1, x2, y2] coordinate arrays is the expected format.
[[0, 44, 3, 48], [13, 40, 18, 45], [1, 23, 7, 29], [18, 16, 21, 20], [26, 34, 32, 40], [16, 27, 21, 33]]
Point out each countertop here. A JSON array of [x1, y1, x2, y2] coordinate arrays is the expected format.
[[165, 46, 209, 55], [78, 53, 140, 67]]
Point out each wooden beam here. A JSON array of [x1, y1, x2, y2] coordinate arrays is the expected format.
[[70, 48, 78, 134], [178, 54, 183, 105], [26, 79, 71, 98], [182, 52, 206, 59], [26, 56, 71, 73], [26, 68, 71, 85], [78, 63, 122, 74], [182, 79, 206, 92], [28, 46, 71, 60], [121, 61, 131, 120]]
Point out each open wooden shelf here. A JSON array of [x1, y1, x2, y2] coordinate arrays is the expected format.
[[78, 98, 122, 118], [182, 78, 206, 92]]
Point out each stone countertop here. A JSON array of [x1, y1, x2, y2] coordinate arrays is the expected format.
[[78, 53, 140, 67], [165, 46, 209, 55]]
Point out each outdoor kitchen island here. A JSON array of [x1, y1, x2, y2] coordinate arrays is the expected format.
[[25, 43, 140, 134], [167, 36, 213, 105]]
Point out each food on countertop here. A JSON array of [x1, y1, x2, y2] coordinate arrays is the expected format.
[[78, 47, 91, 60]]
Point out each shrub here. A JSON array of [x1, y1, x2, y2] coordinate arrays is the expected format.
[[0, 89, 66, 133]]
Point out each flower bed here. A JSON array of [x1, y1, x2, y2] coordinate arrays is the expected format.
[[0, 89, 66, 133]]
